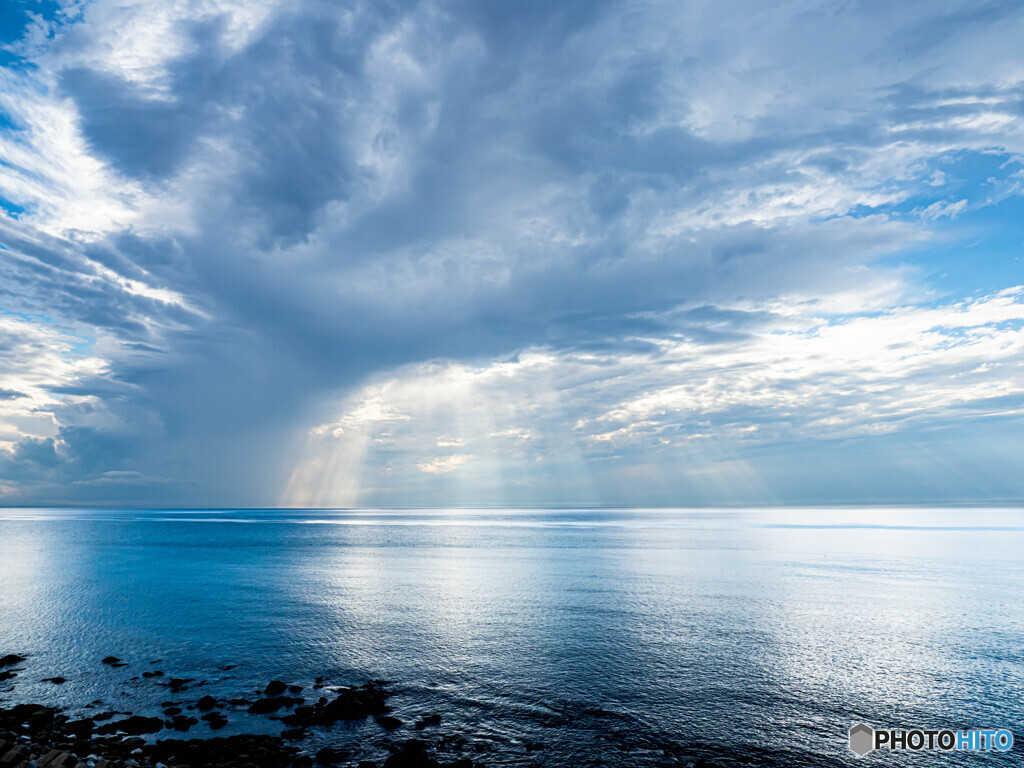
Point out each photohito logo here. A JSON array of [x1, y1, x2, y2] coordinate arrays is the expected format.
[[848, 723, 1014, 757]]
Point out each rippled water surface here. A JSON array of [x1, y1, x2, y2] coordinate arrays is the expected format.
[[1, 507, 1022, 766]]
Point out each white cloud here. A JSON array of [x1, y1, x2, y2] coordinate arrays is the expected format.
[[286, 286, 1024, 503], [0, 313, 107, 452], [417, 454, 473, 474]]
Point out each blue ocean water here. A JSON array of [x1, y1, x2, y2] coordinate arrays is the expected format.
[[0, 507, 1021, 766]]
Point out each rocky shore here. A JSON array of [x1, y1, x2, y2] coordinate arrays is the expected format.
[[0, 655, 478, 768]]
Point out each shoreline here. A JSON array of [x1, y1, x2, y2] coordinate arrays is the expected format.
[[0, 652, 738, 768], [0, 654, 486, 768]]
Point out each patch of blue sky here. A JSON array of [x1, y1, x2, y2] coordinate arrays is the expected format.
[[831, 150, 1024, 300], [1, 305, 56, 325], [66, 333, 96, 356], [0, 107, 19, 132], [0, 194, 25, 219], [895, 196, 1024, 298], [0, 1, 64, 67], [0, 306, 97, 355]]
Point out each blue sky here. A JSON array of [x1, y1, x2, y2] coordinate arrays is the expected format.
[[0, 0, 1023, 507]]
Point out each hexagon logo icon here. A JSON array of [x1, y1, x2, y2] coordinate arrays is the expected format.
[[849, 723, 875, 757]]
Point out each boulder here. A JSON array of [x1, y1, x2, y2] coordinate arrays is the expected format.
[[264, 680, 288, 696]]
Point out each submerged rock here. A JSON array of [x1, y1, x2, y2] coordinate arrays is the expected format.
[[167, 714, 199, 732], [248, 696, 302, 714], [383, 739, 436, 768], [101, 657, 121, 665], [0, 654, 26, 668], [279, 683, 390, 727], [414, 714, 442, 729]]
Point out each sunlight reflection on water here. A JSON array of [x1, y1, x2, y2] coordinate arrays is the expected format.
[[0, 507, 1021, 766]]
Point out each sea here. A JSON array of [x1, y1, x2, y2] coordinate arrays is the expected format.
[[0, 506, 1021, 766]]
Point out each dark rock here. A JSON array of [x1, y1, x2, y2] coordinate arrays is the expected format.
[[167, 678, 188, 688], [314, 677, 324, 684], [41, 677, 66, 684], [248, 697, 289, 714], [95, 716, 163, 735], [281, 728, 307, 740], [376, 716, 402, 730], [197, 696, 217, 711], [229, 698, 253, 706], [143, 733, 301, 768], [264, 680, 288, 696], [315, 746, 350, 763], [0, 703, 56, 731], [0, 655, 26, 668], [101, 657, 120, 665], [142, 671, 163, 678], [0, 671, 16, 682], [279, 683, 391, 728], [111, 662, 128, 668], [0, 743, 29, 765], [288, 685, 303, 693], [163, 708, 182, 716], [167, 715, 198, 732], [383, 739, 439, 768], [414, 714, 442, 729], [63, 718, 95, 736]]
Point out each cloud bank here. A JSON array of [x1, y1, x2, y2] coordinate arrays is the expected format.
[[1, 0, 1023, 505]]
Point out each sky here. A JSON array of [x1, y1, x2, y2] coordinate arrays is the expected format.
[[0, 0, 1023, 508]]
